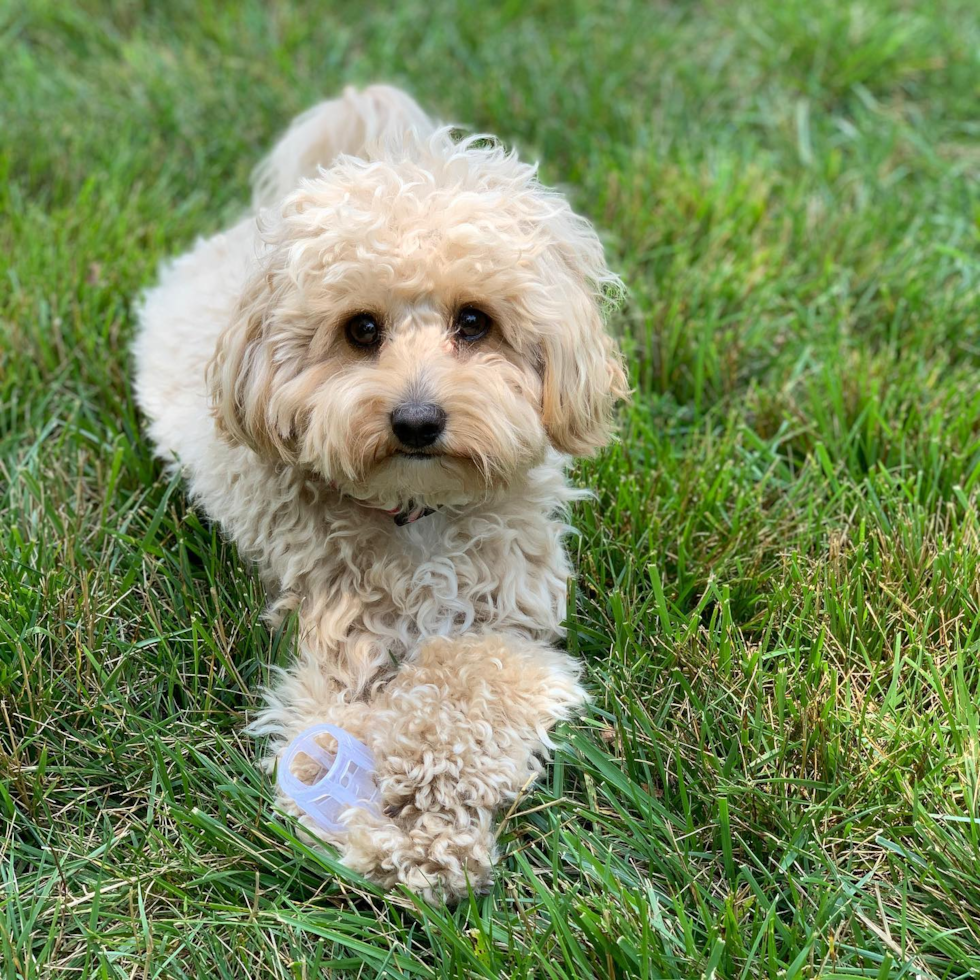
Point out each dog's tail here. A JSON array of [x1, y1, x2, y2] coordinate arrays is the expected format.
[[252, 84, 437, 210]]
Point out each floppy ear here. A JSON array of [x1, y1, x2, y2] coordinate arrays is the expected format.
[[207, 256, 299, 462], [538, 216, 629, 457]]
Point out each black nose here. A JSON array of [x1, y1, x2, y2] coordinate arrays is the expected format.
[[390, 402, 446, 449]]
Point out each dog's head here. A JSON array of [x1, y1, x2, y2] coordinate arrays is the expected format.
[[209, 133, 627, 510]]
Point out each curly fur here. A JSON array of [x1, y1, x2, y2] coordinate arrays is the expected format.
[[133, 84, 626, 901]]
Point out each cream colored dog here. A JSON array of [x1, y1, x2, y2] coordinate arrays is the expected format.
[[134, 85, 626, 901]]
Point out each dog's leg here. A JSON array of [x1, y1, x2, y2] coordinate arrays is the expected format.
[[351, 634, 588, 901], [249, 592, 396, 759], [249, 595, 421, 875]]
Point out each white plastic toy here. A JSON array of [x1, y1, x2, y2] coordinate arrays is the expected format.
[[277, 723, 381, 832]]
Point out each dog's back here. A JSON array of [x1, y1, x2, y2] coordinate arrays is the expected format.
[[251, 85, 436, 210]]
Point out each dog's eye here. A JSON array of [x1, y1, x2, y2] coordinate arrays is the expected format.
[[345, 313, 383, 348], [454, 307, 491, 342]]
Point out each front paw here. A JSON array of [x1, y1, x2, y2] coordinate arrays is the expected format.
[[340, 808, 496, 902], [374, 633, 587, 803]]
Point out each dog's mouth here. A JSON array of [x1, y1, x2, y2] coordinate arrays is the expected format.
[[394, 450, 441, 460], [346, 446, 504, 508]]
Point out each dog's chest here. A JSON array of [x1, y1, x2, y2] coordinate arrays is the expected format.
[[336, 509, 570, 643]]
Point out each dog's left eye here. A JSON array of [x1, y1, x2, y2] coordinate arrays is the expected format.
[[454, 307, 491, 342], [345, 313, 383, 348]]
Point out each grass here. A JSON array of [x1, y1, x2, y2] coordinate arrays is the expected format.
[[2, 0, 980, 976]]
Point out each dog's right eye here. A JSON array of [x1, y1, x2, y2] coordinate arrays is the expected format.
[[345, 313, 383, 348]]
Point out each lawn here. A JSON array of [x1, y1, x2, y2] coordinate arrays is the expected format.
[[3, 0, 980, 976]]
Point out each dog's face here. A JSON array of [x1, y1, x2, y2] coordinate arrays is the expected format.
[[210, 136, 626, 510]]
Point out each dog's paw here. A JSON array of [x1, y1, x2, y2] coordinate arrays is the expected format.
[[341, 808, 496, 902]]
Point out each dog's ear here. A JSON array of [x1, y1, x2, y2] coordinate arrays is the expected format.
[[207, 254, 298, 462], [537, 214, 629, 457]]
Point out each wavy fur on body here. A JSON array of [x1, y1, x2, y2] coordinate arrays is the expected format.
[[134, 85, 626, 901]]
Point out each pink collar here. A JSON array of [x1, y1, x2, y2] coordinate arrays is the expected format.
[[384, 502, 436, 526]]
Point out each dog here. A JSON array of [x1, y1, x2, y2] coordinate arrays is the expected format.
[[133, 84, 627, 901]]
